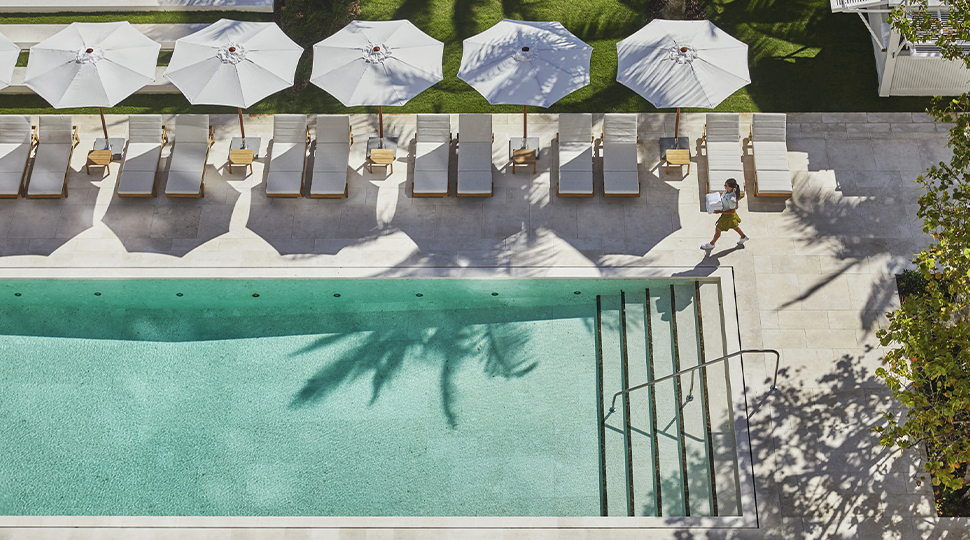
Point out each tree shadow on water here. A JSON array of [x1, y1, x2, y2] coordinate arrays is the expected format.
[[289, 317, 537, 427]]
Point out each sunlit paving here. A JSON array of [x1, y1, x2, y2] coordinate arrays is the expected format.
[[0, 0, 967, 539]]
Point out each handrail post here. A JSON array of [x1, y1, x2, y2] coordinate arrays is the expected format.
[[607, 349, 781, 414]]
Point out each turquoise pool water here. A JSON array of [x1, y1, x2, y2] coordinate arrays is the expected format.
[[0, 279, 676, 517]]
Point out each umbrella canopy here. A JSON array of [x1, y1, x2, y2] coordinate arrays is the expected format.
[[458, 19, 592, 138], [25, 22, 160, 139], [617, 19, 749, 143], [310, 20, 443, 139], [0, 31, 19, 91], [617, 19, 749, 108], [164, 19, 303, 109]]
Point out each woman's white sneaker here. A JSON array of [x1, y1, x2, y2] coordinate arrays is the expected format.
[[737, 236, 750, 245], [700, 243, 715, 250]]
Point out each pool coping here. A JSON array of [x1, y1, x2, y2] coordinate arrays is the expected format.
[[0, 266, 760, 530]]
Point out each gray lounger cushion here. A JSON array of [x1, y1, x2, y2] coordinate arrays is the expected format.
[[602, 113, 639, 196], [310, 115, 351, 197], [266, 114, 308, 196], [705, 113, 742, 193], [118, 115, 164, 196], [165, 115, 210, 197], [0, 116, 32, 197], [26, 115, 74, 198], [557, 113, 593, 195], [413, 114, 450, 196], [457, 114, 492, 196]]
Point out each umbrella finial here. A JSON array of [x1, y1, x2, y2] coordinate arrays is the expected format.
[[522, 46, 529, 52], [680, 46, 688, 53], [373, 46, 381, 52], [86, 48, 94, 54]]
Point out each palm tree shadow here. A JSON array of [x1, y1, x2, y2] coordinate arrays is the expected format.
[[289, 312, 537, 427]]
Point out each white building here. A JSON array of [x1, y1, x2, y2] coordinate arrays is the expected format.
[[832, 0, 970, 96]]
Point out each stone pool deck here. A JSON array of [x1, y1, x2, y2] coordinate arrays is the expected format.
[[0, 111, 966, 539]]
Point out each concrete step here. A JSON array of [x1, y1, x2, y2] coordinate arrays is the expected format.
[[647, 285, 687, 516], [622, 289, 659, 516], [671, 282, 715, 516], [597, 294, 630, 516]]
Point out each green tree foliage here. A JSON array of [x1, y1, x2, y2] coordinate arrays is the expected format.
[[877, 1, 970, 493]]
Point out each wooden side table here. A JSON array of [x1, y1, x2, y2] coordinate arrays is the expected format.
[[228, 149, 254, 174], [369, 148, 395, 174], [512, 148, 537, 174], [665, 149, 690, 174], [86, 149, 112, 175]]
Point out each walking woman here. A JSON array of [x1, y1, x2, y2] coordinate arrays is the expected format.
[[701, 178, 750, 250]]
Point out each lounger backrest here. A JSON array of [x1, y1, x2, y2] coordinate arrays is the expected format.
[[559, 113, 592, 143], [316, 115, 351, 144], [459, 114, 491, 143], [38, 115, 72, 143], [706, 113, 740, 142], [274, 114, 308, 144], [0, 115, 31, 144], [417, 114, 450, 143], [127, 115, 163, 144], [752, 113, 786, 142], [604, 113, 637, 143], [175, 114, 210, 143]]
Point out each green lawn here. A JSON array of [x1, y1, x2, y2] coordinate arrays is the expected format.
[[0, 0, 932, 114]]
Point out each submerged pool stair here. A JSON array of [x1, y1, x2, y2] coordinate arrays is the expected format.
[[595, 282, 741, 517]]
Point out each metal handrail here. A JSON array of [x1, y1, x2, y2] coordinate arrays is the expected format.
[[607, 349, 781, 413]]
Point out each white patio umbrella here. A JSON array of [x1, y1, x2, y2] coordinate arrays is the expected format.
[[24, 22, 161, 141], [0, 31, 19, 91], [617, 19, 749, 149], [310, 20, 443, 140], [164, 19, 304, 138], [458, 19, 592, 139]]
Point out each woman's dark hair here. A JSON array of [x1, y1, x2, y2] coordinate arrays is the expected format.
[[725, 178, 741, 193]]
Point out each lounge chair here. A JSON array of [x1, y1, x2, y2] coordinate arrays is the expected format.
[[25, 115, 78, 199], [456, 113, 493, 197], [556, 113, 593, 197], [601, 113, 640, 196], [164, 114, 213, 198], [0, 115, 35, 198], [412, 114, 451, 197], [703, 113, 743, 193], [750, 113, 792, 197], [117, 115, 166, 197], [266, 114, 309, 197], [309, 115, 352, 198]]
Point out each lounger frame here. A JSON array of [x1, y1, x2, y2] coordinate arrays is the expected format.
[[165, 124, 214, 198], [749, 113, 793, 198], [117, 124, 168, 198], [308, 119, 352, 199], [266, 120, 311, 199], [600, 113, 641, 198], [0, 123, 36, 199], [412, 114, 452, 198], [556, 113, 595, 198], [25, 123, 79, 199]]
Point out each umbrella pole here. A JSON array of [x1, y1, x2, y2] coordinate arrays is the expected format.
[[674, 107, 681, 148], [99, 107, 109, 147], [379, 106, 384, 141], [238, 108, 246, 140], [523, 105, 528, 139]]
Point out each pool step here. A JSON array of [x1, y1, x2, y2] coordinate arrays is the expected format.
[[596, 283, 736, 517]]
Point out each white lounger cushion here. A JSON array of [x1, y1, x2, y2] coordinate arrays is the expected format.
[[0, 116, 32, 196], [705, 113, 740, 142], [558, 170, 593, 195], [413, 114, 451, 196], [755, 169, 793, 194], [27, 115, 74, 197], [557, 114, 593, 196], [28, 144, 71, 196], [118, 143, 162, 196], [266, 115, 308, 196], [165, 143, 208, 195], [457, 114, 492, 196], [705, 113, 743, 194], [752, 113, 786, 142], [310, 115, 351, 196], [752, 141, 789, 171], [118, 115, 164, 196], [602, 114, 639, 195]]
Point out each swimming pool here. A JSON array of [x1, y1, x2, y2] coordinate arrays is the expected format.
[[0, 278, 749, 519]]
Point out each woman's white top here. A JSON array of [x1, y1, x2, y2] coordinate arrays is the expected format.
[[721, 191, 739, 211]]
